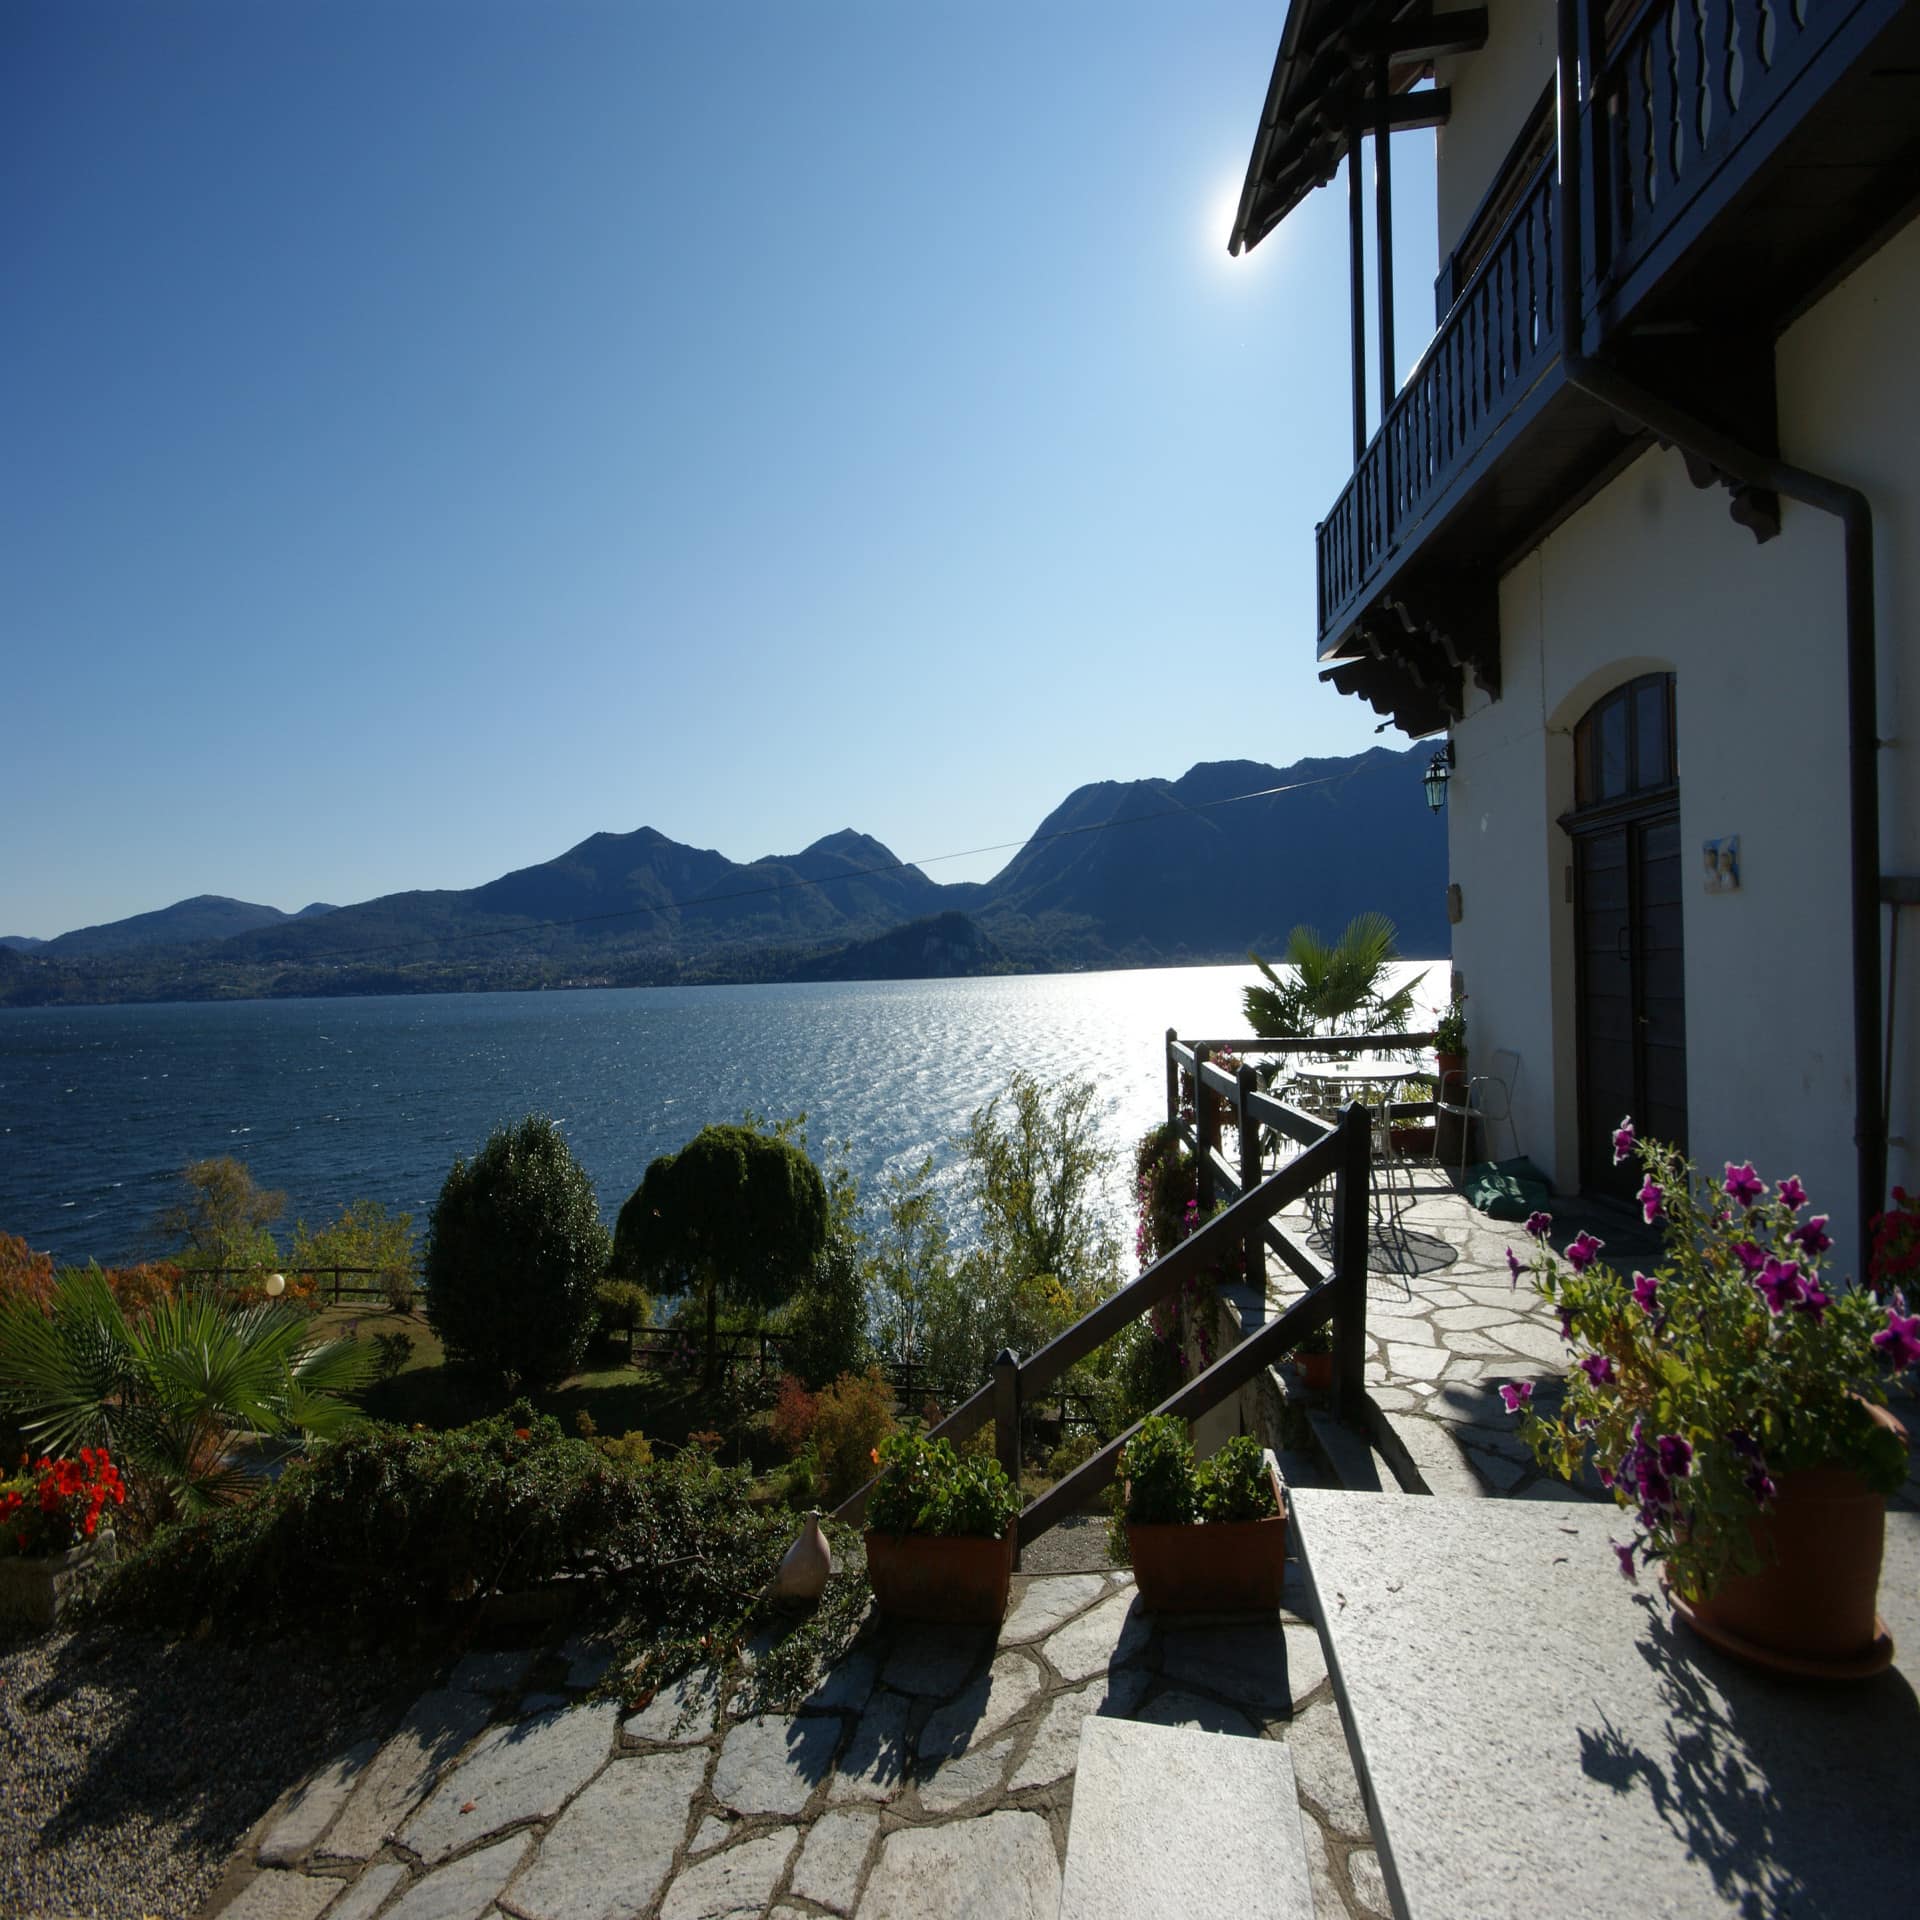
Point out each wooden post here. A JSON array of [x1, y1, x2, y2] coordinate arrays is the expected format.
[[1237, 1061, 1262, 1287], [1374, 48, 1396, 437], [993, 1348, 1022, 1570], [1165, 1027, 1180, 1133], [1348, 98, 1368, 463], [1195, 1046, 1216, 1213], [1332, 1103, 1371, 1418]]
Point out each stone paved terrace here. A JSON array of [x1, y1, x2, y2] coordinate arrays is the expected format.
[[201, 1171, 1920, 1920], [204, 1564, 1388, 1920]]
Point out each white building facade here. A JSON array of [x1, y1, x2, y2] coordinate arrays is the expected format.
[[1232, 0, 1920, 1273]]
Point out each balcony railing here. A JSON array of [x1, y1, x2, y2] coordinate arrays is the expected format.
[[1313, 0, 1881, 654], [1590, 0, 1851, 301], [1317, 158, 1559, 643]]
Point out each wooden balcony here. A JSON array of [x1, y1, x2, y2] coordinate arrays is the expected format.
[[1315, 0, 1920, 729]]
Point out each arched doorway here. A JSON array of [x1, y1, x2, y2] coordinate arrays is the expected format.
[[1563, 673, 1687, 1197]]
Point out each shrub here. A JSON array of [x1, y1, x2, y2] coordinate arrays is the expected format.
[[1116, 1414, 1197, 1525], [0, 1234, 55, 1310], [810, 1367, 897, 1503], [292, 1200, 420, 1313], [1195, 1435, 1279, 1522], [1047, 1431, 1100, 1480], [594, 1278, 651, 1347], [770, 1374, 819, 1457], [867, 1432, 1020, 1538], [424, 1115, 610, 1391], [592, 1430, 655, 1470], [90, 1402, 784, 1638]]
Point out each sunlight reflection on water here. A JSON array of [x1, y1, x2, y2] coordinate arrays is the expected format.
[[0, 963, 1445, 1265]]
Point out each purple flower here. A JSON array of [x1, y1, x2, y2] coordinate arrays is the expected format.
[[1756, 1256, 1806, 1315], [1598, 1465, 1615, 1489], [1794, 1282, 1832, 1326], [1655, 1433, 1693, 1479], [1777, 1175, 1807, 1212], [1612, 1118, 1636, 1166], [1613, 1540, 1639, 1582], [1558, 1308, 1575, 1341], [1567, 1231, 1605, 1274], [1631, 1271, 1660, 1316], [1524, 1211, 1553, 1240], [1580, 1353, 1615, 1387], [1744, 1465, 1777, 1506], [1724, 1162, 1765, 1207], [1637, 1178, 1663, 1225], [1725, 1427, 1760, 1458], [1874, 1303, 1920, 1372], [1498, 1381, 1534, 1415], [1731, 1240, 1766, 1274], [1794, 1215, 1833, 1256], [1506, 1246, 1523, 1287]]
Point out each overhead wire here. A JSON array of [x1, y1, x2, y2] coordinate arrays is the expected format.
[[205, 770, 1348, 968]]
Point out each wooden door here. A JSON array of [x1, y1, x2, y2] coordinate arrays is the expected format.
[[1575, 814, 1687, 1194]]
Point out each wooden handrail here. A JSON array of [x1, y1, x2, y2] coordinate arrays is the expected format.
[[834, 1096, 1374, 1540]]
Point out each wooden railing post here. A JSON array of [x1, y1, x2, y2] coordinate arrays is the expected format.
[[1195, 1045, 1216, 1212], [1331, 1103, 1372, 1418], [993, 1348, 1022, 1569], [1165, 1027, 1180, 1132], [1237, 1061, 1262, 1285]]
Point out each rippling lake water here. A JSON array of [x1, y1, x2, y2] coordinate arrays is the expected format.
[[0, 965, 1405, 1267]]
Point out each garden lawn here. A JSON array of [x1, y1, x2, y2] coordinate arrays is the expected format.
[[312, 1306, 715, 1446]]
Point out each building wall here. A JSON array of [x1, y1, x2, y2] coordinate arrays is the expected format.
[[1433, 0, 1553, 261], [1445, 211, 1920, 1276]]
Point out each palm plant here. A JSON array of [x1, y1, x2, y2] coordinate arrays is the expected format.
[[1244, 912, 1425, 1039], [0, 1267, 372, 1517]]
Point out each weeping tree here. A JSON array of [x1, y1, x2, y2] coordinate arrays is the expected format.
[[613, 1122, 828, 1386], [0, 1267, 372, 1520], [1244, 911, 1426, 1040]]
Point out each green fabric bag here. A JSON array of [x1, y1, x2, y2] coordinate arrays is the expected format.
[[1463, 1156, 1552, 1221]]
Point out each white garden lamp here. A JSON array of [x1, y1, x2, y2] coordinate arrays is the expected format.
[[264, 1271, 286, 1298]]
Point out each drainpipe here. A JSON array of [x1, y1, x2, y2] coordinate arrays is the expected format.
[[1552, 0, 1885, 1253]]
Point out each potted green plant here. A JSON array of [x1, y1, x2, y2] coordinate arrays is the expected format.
[[0, 1446, 125, 1630], [1506, 1123, 1917, 1677], [1113, 1418, 1288, 1613], [1294, 1320, 1336, 1394], [864, 1431, 1021, 1624], [1432, 1000, 1467, 1079]]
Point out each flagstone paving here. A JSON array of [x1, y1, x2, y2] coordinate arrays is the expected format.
[[207, 1178, 1704, 1920], [1266, 1176, 1664, 1502], [208, 1561, 1391, 1920]]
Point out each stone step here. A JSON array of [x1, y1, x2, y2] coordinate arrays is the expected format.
[[1303, 1403, 1416, 1495], [1057, 1717, 1314, 1920]]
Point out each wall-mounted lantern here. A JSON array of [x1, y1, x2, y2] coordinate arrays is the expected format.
[[1423, 741, 1455, 813]]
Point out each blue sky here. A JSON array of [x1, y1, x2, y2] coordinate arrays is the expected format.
[[3, 1, 1440, 939]]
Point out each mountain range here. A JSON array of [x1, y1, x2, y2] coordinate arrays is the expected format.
[[0, 744, 1448, 1006]]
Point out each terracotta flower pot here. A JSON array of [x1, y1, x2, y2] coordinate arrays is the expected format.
[[1673, 1461, 1892, 1676], [1300, 1350, 1335, 1393], [1126, 1461, 1289, 1614], [863, 1529, 1015, 1625]]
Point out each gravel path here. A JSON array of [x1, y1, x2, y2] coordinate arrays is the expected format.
[[0, 1623, 428, 1920]]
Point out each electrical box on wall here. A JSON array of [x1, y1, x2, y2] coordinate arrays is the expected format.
[[1447, 883, 1463, 925], [1703, 836, 1740, 893]]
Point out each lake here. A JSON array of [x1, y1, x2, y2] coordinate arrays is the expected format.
[[2, 965, 1429, 1269]]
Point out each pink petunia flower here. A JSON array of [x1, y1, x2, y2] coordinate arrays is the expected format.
[[1612, 1118, 1636, 1166], [1724, 1162, 1765, 1207]]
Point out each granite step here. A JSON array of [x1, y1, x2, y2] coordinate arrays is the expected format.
[[1057, 1717, 1314, 1920]]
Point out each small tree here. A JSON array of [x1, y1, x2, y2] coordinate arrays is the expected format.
[[1243, 911, 1425, 1040], [291, 1200, 420, 1311], [613, 1121, 828, 1386], [782, 1146, 872, 1389], [425, 1116, 610, 1391], [153, 1157, 285, 1280]]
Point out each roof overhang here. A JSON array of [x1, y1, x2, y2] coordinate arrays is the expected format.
[[1228, 3, 1485, 257]]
